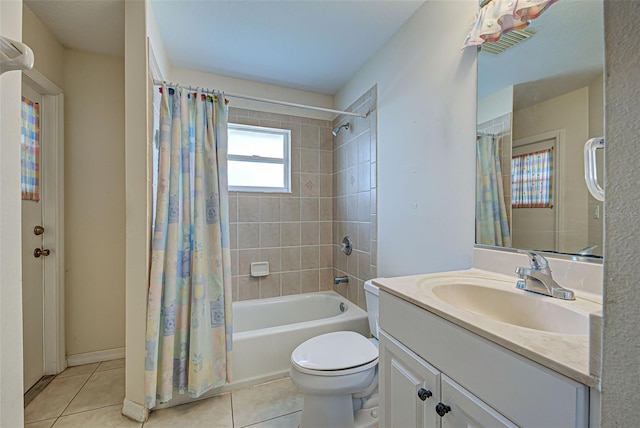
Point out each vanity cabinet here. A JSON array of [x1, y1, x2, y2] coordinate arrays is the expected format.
[[379, 290, 590, 428], [380, 330, 515, 428]]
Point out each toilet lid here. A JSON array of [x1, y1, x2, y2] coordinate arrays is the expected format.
[[291, 331, 378, 372]]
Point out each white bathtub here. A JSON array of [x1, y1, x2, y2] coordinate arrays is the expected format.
[[155, 291, 369, 409]]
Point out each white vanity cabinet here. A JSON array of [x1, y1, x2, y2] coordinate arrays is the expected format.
[[379, 290, 590, 428], [380, 330, 515, 428]]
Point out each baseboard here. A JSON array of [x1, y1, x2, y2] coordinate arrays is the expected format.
[[122, 398, 149, 423], [66, 347, 125, 367]]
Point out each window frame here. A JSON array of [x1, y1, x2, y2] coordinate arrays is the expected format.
[[227, 123, 292, 193]]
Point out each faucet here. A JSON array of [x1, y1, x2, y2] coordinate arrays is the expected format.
[[334, 276, 349, 285], [515, 250, 575, 300]]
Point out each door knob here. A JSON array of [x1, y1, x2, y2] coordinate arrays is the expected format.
[[417, 388, 433, 401], [34, 225, 45, 235], [34, 248, 50, 258]]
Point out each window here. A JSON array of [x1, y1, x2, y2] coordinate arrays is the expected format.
[[511, 148, 553, 208], [21, 96, 40, 201], [228, 124, 291, 193]]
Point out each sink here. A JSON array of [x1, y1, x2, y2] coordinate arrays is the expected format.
[[430, 283, 588, 335]]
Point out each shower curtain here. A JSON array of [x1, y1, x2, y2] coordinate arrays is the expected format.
[[476, 134, 512, 247], [145, 86, 232, 408]]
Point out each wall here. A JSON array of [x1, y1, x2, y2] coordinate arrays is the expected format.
[[64, 49, 126, 356], [335, 0, 477, 277], [227, 107, 335, 300], [477, 86, 513, 125], [513, 87, 590, 253], [22, 5, 65, 89], [601, 0, 640, 424], [0, 1, 24, 425], [332, 87, 377, 309]]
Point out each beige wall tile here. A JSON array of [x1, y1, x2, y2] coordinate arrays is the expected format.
[[229, 194, 238, 222], [248, 110, 291, 122], [281, 223, 301, 247], [290, 173, 300, 197], [280, 198, 300, 221], [300, 173, 320, 197], [231, 250, 239, 276], [301, 246, 319, 270], [281, 272, 301, 295], [259, 198, 280, 222], [281, 247, 301, 272], [358, 131, 371, 163], [300, 149, 319, 173], [319, 245, 333, 269], [319, 127, 333, 151], [260, 248, 282, 273], [289, 115, 309, 125], [371, 162, 377, 189], [238, 197, 260, 222], [229, 224, 238, 249], [346, 166, 358, 195], [319, 268, 334, 291], [319, 151, 333, 174], [301, 222, 320, 246], [291, 148, 301, 173], [319, 174, 332, 197], [346, 141, 358, 168], [300, 125, 319, 149], [238, 224, 260, 249], [358, 162, 371, 192], [319, 222, 333, 245], [300, 198, 319, 221], [300, 270, 320, 293], [347, 195, 358, 222], [259, 223, 281, 248], [238, 276, 260, 301], [260, 274, 281, 299], [358, 192, 371, 222], [320, 198, 332, 221], [357, 223, 371, 253]]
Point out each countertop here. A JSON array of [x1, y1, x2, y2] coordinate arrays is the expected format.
[[373, 268, 602, 388]]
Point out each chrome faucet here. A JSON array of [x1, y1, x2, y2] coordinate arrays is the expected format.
[[334, 276, 349, 285], [515, 250, 575, 300]]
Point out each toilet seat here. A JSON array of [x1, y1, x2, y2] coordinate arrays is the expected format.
[[291, 331, 379, 376]]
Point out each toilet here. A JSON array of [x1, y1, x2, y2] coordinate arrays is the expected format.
[[290, 280, 380, 428]]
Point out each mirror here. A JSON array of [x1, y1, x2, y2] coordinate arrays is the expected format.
[[476, 0, 604, 258]]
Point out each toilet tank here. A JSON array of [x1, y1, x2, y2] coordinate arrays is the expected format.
[[364, 280, 380, 339]]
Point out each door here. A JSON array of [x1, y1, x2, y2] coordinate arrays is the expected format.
[[511, 136, 558, 251], [379, 330, 440, 428], [440, 374, 516, 428], [21, 83, 47, 391]]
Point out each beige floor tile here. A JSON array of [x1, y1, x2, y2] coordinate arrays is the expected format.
[[25, 418, 57, 428], [53, 404, 141, 428], [56, 363, 99, 379], [244, 411, 301, 428], [97, 358, 126, 372], [62, 368, 125, 416], [24, 374, 90, 423], [232, 378, 303, 428], [145, 393, 232, 428]]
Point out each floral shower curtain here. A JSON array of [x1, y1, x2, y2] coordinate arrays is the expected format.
[[476, 134, 512, 247], [145, 86, 232, 408]]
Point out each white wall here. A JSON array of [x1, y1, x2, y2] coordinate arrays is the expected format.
[[22, 5, 65, 89], [64, 50, 126, 356], [170, 68, 334, 121], [477, 86, 513, 125], [601, 0, 640, 424], [0, 2, 25, 426], [335, 0, 477, 277]]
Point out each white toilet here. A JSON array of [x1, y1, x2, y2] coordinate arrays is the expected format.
[[290, 280, 380, 428]]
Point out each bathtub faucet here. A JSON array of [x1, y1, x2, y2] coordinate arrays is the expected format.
[[334, 276, 349, 285]]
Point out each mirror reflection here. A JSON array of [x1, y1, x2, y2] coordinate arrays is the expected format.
[[476, 0, 604, 257]]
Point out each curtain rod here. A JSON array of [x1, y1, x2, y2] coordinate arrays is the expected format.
[[152, 80, 368, 119]]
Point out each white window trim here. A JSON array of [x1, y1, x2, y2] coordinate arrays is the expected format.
[[228, 123, 292, 193]]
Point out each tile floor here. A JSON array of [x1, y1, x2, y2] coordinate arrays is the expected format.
[[24, 359, 303, 428]]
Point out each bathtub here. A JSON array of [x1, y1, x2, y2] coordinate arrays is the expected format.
[[155, 291, 369, 409]]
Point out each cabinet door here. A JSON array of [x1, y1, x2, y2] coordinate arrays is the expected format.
[[379, 330, 440, 428], [439, 374, 516, 428]]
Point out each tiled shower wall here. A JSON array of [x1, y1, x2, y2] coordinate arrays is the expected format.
[[332, 86, 378, 309], [228, 108, 335, 301]]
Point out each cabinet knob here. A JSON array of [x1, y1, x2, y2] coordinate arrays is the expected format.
[[417, 388, 432, 401], [435, 403, 451, 417]]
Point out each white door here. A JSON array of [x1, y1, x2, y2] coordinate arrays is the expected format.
[[379, 330, 441, 428], [440, 374, 516, 428], [21, 83, 47, 392], [511, 136, 557, 252]]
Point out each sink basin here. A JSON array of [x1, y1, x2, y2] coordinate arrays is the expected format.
[[430, 283, 588, 335]]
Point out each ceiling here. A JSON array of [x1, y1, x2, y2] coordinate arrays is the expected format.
[[25, 0, 425, 95], [478, 0, 605, 109], [25, 0, 124, 58]]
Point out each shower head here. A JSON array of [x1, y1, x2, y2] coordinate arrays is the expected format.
[[332, 122, 350, 137]]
